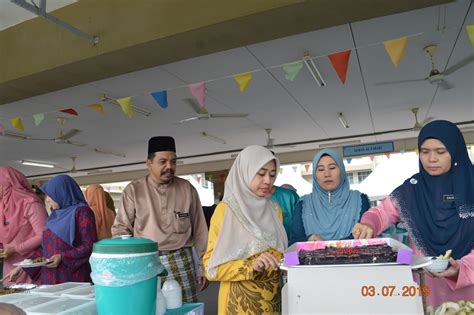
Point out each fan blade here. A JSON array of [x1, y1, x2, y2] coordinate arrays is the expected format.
[[66, 140, 87, 147], [93, 148, 126, 158], [438, 80, 453, 90], [443, 55, 474, 76], [209, 113, 249, 118], [375, 78, 427, 86], [60, 129, 81, 140], [176, 117, 199, 124], [184, 98, 208, 115]]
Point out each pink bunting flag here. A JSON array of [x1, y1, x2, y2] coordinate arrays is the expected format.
[[0, 123, 5, 135], [304, 164, 310, 172], [196, 176, 201, 184], [328, 50, 351, 84], [189, 82, 206, 107], [369, 155, 375, 161], [384, 152, 391, 159]]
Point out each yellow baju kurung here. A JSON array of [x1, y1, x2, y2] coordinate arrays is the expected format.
[[204, 203, 284, 315]]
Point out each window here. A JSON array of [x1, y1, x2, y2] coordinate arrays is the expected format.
[[346, 173, 355, 184], [358, 171, 372, 183]]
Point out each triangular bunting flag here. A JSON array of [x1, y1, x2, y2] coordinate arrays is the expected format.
[[304, 164, 310, 172], [234, 72, 253, 92], [33, 113, 45, 126], [196, 176, 201, 184], [189, 82, 206, 107], [292, 166, 298, 173], [328, 50, 351, 84], [346, 157, 353, 164], [384, 152, 391, 159], [60, 108, 79, 116], [151, 90, 168, 108], [383, 36, 408, 67], [0, 123, 5, 135], [88, 103, 106, 115], [466, 25, 474, 47], [219, 174, 226, 183], [369, 155, 375, 161], [117, 97, 134, 118], [11, 117, 24, 132], [415, 148, 419, 156], [283, 61, 304, 81]]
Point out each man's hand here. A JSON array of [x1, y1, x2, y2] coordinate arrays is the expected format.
[[0, 247, 17, 259], [308, 234, 322, 241], [45, 254, 61, 268]]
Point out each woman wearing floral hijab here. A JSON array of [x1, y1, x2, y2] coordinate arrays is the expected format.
[[5, 175, 98, 284], [0, 167, 48, 286], [353, 120, 474, 306], [204, 145, 288, 315], [84, 184, 115, 240]]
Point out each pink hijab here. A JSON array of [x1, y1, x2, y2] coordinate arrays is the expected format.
[[0, 166, 43, 244], [84, 184, 115, 240]]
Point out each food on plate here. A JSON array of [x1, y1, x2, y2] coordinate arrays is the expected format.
[[298, 244, 397, 265]]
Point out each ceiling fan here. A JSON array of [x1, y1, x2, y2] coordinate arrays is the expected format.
[[176, 98, 249, 123], [411, 107, 434, 131], [3, 128, 86, 146], [376, 45, 474, 90], [264, 128, 295, 150]]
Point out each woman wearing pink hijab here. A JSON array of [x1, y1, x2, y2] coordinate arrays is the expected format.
[[84, 184, 115, 240], [0, 167, 48, 286]]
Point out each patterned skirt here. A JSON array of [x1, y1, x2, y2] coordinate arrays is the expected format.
[[159, 247, 198, 303]]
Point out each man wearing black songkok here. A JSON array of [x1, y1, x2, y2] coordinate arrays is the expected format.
[[112, 136, 209, 302]]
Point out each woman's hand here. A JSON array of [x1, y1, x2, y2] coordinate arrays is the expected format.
[[308, 234, 322, 241], [0, 247, 17, 259], [253, 252, 279, 272], [45, 254, 62, 268], [1, 266, 22, 283], [352, 223, 374, 239], [427, 258, 460, 279]]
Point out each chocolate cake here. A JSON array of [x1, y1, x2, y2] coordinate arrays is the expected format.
[[298, 244, 397, 265]]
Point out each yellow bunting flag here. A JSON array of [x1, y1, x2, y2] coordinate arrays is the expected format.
[[415, 148, 419, 156], [383, 36, 408, 67], [234, 72, 253, 92], [88, 103, 106, 115], [11, 116, 25, 132], [466, 25, 474, 47], [116, 97, 133, 118]]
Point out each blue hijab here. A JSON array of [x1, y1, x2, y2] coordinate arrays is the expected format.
[[391, 120, 474, 259], [42, 175, 88, 247], [302, 149, 362, 240]]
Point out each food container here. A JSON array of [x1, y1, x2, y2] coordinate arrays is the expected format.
[[90, 236, 165, 315], [1, 294, 59, 310], [61, 285, 95, 300], [31, 282, 90, 296], [281, 238, 424, 314], [27, 297, 97, 315]]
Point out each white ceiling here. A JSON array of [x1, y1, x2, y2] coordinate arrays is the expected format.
[[0, 0, 473, 177]]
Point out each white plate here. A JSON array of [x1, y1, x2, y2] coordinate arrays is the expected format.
[[13, 260, 49, 268]]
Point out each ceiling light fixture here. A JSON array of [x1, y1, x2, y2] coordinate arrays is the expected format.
[[303, 51, 326, 87], [202, 132, 226, 145], [101, 94, 152, 117], [20, 160, 55, 168], [338, 112, 350, 129]]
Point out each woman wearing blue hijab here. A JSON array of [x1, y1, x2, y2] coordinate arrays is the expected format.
[[290, 149, 370, 245], [8, 175, 98, 284], [353, 120, 474, 307]]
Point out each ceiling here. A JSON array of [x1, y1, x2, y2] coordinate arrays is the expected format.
[[0, 0, 473, 180]]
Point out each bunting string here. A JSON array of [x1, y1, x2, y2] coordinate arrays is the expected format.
[[0, 27, 468, 132]]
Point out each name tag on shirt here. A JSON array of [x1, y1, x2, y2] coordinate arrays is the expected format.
[[174, 211, 190, 219], [443, 194, 455, 202]]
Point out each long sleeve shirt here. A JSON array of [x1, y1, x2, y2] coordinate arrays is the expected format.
[[361, 197, 474, 307], [1, 202, 47, 286], [112, 175, 208, 275]]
